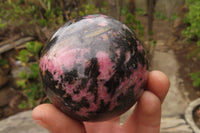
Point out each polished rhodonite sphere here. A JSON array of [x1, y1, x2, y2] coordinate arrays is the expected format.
[[39, 14, 148, 121]]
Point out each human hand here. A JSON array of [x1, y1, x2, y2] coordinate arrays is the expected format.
[[32, 70, 170, 133]]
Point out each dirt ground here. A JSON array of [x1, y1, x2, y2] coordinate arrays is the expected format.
[[137, 14, 200, 101]]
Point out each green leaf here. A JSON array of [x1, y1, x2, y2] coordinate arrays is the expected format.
[[26, 84, 37, 99], [191, 71, 200, 87], [135, 8, 145, 16], [39, 18, 48, 27], [18, 100, 28, 109], [29, 63, 39, 79], [29, 84, 38, 94], [18, 71, 28, 79], [26, 41, 42, 54], [0, 59, 7, 65], [16, 79, 26, 89], [17, 49, 29, 63], [197, 41, 200, 46], [169, 13, 178, 21], [28, 98, 36, 108], [0, 59, 8, 68], [121, 7, 129, 15], [0, 18, 7, 29], [193, 79, 200, 87], [154, 11, 167, 20]]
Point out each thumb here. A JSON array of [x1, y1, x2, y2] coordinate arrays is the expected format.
[[32, 104, 86, 133]]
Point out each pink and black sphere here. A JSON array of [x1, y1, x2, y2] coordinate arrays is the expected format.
[[39, 14, 148, 121]]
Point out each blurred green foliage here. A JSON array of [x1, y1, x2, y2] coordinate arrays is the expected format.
[[0, 0, 64, 37], [17, 41, 44, 109], [183, 0, 200, 46], [135, 8, 146, 16], [0, 59, 9, 68], [191, 71, 200, 87], [121, 7, 144, 38], [0, 18, 7, 29], [169, 13, 178, 22], [183, 0, 200, 88], [154, 11, 167, 20]]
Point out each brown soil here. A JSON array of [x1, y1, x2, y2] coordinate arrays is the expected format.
[[138, 12, 200, 101], [170, 41, 200, 100]]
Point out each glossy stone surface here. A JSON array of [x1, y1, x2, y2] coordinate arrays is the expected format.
[[39, 14, 148, 121]]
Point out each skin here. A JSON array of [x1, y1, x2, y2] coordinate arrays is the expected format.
[[32, 70, 170, 133]]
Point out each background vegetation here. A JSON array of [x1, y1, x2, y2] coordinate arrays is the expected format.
[[183, 0, 200, 88]]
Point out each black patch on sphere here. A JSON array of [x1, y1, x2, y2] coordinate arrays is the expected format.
[[73, 89, 80, 94], [104, 45, 127, 97], [40, 36, 58, 57], [79, 78, 89, 90], [136, 51, 147, 67], [97, 100, 111, 113], [117, 93, 124, 103], [126, 54, 138, 70], [79, 97, 90, 108], [85, 58, 100, 103], [113, 84, 135, 113], [104, 72, 121, 97], [63, 95, 90, 112], [40, 70, 65, 96], [63, 69, 78, 84], [47, 36, 58, 50], [88, 100, 111, 114], [85, 58, 100, 78]]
